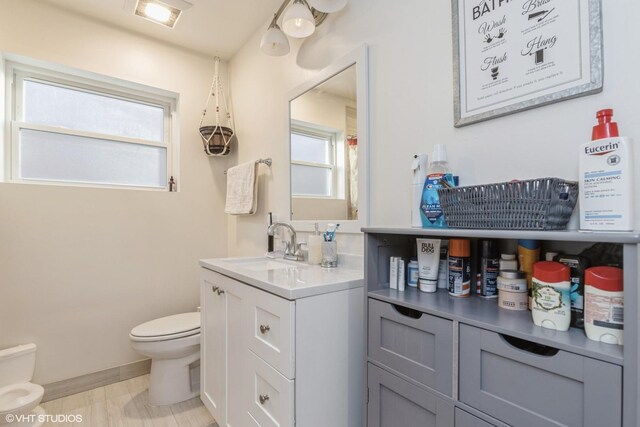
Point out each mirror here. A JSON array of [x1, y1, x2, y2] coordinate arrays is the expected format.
[[288, 45, 368, 231]]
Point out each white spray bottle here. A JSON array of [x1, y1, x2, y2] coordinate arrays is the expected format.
[[412, 154, 429, 227]]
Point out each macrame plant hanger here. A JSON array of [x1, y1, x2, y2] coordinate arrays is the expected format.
[[199, 57, 235, 156]]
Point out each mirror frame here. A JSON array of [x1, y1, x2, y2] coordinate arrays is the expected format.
[[286, 45, 369, 233]]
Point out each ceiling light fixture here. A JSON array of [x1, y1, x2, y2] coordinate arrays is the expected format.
[[260, 0, 344, 57], [134, 0, 193, 29], [144, 3, 172, 23]]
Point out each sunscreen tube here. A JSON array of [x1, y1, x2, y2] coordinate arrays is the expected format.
[[417, 239, 441, 293]]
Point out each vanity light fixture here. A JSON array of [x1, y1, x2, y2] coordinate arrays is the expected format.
[[282, 0, 316, 38], [134, 0, 193, 28], [260, 16, 291, 56], [261, 0, 346, 57], [307, 0, 347, 13]]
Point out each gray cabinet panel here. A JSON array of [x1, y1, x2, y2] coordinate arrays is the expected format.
[[459, 324, 622, 427], [455, 409, 495, 427], [368, 363, 454, 427], [369, 298, 453, 396]]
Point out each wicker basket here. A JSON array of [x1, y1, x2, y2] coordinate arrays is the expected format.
[[437, 178, 579, 230]]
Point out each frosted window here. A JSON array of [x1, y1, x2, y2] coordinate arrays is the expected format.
[[20, 129, 167, 188], [23, 79, 164, 143], [291, 165, 331, 196], [291, 133, 330, 163]]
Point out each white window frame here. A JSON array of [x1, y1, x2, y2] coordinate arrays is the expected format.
[[290, 122, 340, 199], [2, 56, 179, 191]]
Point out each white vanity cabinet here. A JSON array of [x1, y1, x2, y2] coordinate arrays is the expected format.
[[199, 261, 364, 427], [200, 269, 247, 426]]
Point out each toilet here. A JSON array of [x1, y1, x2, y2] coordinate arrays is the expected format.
[[129, 312, 201, 406], [0, 344, 45, 427]]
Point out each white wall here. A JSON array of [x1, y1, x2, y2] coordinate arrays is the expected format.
[[229, 0, 640, 257], [0, 0, 229, 384]]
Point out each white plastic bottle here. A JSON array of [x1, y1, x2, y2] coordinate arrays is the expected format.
[[579, 109, 634, 231], [411, 154, 429, 227]]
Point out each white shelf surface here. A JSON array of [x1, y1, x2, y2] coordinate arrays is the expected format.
[[362, 227, 640, 244], [368, 287, 624, 366]]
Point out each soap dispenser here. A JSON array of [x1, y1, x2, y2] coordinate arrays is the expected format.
[[308, 223, 323, 265]]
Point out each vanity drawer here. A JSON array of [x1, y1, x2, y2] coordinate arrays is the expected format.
[[459, 324, 622, 427], [247, 350, 294, 427], [455, 409, 498, 427], [368, 298, 454, 396], [247, 288, 295, 379], [367, 363, 454, 427]]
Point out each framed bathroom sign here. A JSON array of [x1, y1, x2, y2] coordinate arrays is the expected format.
[[452, 0, 603, 127]]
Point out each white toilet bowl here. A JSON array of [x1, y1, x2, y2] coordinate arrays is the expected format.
[[130, 312, 201, 406], [0, 344, 44, 427]]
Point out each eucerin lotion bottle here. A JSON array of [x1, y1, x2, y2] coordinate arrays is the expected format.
[[579, 109, 634, 231]]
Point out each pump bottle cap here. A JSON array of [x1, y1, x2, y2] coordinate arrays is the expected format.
[[431, 144, 448, 162], [592, 109, 620, 141]]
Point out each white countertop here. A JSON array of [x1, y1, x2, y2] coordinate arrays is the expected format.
[[199, 256, 364, 300]]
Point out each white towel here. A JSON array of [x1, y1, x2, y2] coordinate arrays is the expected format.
[[225, 161, 258, 215]]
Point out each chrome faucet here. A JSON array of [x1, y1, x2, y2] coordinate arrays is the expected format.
[[267, 222, 304, 261]]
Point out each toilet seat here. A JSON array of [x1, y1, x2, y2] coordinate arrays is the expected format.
[[130, 312, 200, 342], [0, 382, 44, 414]]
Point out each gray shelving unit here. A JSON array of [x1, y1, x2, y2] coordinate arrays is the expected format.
[[363, 227, 639, 427]]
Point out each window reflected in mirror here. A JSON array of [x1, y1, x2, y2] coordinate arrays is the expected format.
[[290, 64, 357, 221]]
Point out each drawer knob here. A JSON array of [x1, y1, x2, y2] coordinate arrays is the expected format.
[[217, 288, 225, 295], [211, 285, 219, 292], [260, 324, 271, 334], [259, 394, 270, 405]]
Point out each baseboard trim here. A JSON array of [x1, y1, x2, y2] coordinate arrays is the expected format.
[[42, 359, 151, 402]]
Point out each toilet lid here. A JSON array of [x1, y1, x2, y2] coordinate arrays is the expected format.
[[130, 312, 200, 339]]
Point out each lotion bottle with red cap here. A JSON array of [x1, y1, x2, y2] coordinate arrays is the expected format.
[[579, 109, 634, 231]]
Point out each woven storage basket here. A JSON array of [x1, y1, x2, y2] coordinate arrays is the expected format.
[[437, 178, 578, 230]]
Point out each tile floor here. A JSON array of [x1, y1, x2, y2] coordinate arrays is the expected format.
[[40, 375, 217, 426]]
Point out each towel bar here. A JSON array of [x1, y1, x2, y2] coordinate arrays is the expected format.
[[224, 158, 272, 175]]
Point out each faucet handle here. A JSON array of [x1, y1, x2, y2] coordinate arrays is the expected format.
[[293, 242, 306, 261], [283, 241, 292, 256]]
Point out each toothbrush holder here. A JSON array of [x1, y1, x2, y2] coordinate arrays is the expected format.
[[321, 241, 338, 268]]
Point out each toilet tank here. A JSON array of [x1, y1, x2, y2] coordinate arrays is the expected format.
[[0, 343, 37, 387]]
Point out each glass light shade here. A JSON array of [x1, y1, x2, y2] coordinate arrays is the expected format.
[[260, 25, 290, 56], [282, 1, 315, 38], [144, 3, 172, 23], [308, 0, 347, 13]]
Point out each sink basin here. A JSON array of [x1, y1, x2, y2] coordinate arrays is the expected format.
[[222, 257, 306, 272], [200, 255, 364, 300]]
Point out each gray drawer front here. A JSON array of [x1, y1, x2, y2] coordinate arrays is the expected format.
[[455, 409, 495, 427], [459, 324, 622, 427], [369, 298, 453, 396], [368, 363, 454, 427]]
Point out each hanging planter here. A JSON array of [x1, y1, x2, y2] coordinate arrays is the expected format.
[[199, 57, 235, 156]]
